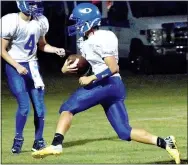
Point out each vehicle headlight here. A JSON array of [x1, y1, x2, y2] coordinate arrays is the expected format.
[[147, 29, 163, 45]]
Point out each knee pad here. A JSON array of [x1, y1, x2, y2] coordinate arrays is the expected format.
[[116, 124, 132, 141]]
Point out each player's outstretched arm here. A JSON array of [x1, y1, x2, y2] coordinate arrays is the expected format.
[[1, 38, 28, 75], [38, 36, 65, 57]]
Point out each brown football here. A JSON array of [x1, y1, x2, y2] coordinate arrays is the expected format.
[[67, 54, 91, 76]]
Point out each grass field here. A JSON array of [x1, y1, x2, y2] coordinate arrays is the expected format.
[[1, 73, 187, 164]]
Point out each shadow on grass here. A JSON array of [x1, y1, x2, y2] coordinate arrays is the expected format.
[[148, 159, 188, 164], [20, 136, 118, 153], [64, 136, 118, 148], [21, 150, 33, 153]]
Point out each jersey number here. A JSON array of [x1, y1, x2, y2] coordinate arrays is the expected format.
[[24, 34, 35, 55]]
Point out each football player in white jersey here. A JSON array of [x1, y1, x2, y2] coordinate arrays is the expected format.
[[32, 3, 180, 164], [1, 0, 65, 154]]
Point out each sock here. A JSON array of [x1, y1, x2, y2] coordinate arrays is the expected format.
[[15, 112, 27, 139], [157, 137, 167, 149], [34, 117, 44, 140], [51, 133, 64, 146]]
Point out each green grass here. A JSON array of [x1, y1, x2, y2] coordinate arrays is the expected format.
[[1, 74, 187, 164]]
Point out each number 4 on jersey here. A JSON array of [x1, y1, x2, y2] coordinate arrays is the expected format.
[[24, 34, 35, 55]]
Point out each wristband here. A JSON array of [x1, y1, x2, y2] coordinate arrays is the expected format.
[[95, 68, 113, 81]]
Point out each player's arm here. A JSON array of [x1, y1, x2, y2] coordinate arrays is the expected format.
[[0, 14, 24, 71], [81, 56, 119, 83], [1, 38, 18, 68], [38, 15, 65, 57], [103, 56, 119, 74], [79, 56, 119, 85], [1, 38, 28, 75], [38, 36, 65, 57], [93, 33, 119, 82]]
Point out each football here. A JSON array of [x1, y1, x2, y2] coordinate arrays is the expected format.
[[67, 54, 92, 76]]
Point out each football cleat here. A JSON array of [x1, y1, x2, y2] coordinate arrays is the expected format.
[[165, 136, 180, 164], [32, 144, 63, 159], [31, 138, 46, 152], [11, 137, 24, 154]]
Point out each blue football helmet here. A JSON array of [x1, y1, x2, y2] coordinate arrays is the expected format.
[[16, 0, 44, 17], [68, 3, 101, 36]]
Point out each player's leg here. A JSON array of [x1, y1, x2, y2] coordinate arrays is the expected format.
[[29, 87, 46, 151], [55, 85, 103, 135], [102, 101, 180, 164], [5, 63, 31, 154], [31, 77, 128, 158], [102, 101, 157, 143], [32, 82, 112, 158]]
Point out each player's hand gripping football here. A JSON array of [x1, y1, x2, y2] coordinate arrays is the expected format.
[[79, 75, 97, 86], [15, 63, 28, 75], [54, 48, 65, 57], [61, 59, 78, 74]]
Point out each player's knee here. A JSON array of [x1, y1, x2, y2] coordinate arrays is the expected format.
[[36, 109, 46, 117], [59, 106, 65, 114], [18, 104, 30, 116], [59, 103, 75, 115], [15, 91, 30, 113], [33, 92, 46, 117], [117, 131, 131, 141], [59, 108, 74, 116], [116, 125, 132, 141], [35, 104, 46, 117]]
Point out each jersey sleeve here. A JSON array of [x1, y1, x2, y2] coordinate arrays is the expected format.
[[0, 14, 17, 39], [38, 15, 49, 36], [96, 32, 118, 58]]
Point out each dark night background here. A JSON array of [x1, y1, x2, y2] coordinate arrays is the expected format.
[[1, 1, 188, 76]]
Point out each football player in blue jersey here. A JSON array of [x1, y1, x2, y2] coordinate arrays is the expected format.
[[1, 0, 65, 154], [32, 3, 180, 164]]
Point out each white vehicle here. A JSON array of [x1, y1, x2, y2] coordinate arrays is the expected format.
[[99, 1, 188, 73], [101, 1, 188, 57]]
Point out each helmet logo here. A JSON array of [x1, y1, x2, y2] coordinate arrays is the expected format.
[[80, 8, 92, 14]]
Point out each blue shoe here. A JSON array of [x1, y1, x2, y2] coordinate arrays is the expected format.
[[31, 138, 46, 152], [11, 137, 24, 154]]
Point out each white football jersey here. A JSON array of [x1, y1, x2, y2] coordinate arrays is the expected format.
[[77, 30, 120, 77], [0, 13, 49, 62]]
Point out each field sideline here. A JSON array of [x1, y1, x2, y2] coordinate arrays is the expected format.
[[1, 73, 187, 164]]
